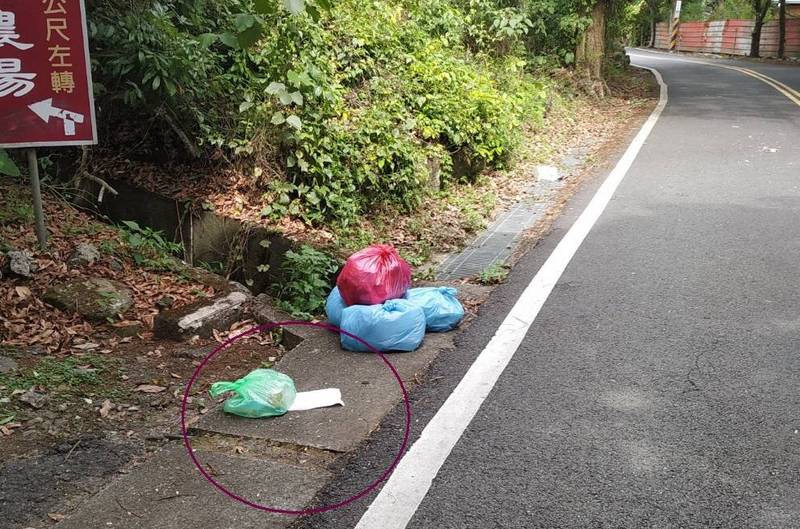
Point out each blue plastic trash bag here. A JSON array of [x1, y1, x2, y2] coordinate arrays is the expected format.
[[340, 299, 426, 352], [407, 287, 464, 332], [209, 369, 296, 418], [325, 286, 348, 328]]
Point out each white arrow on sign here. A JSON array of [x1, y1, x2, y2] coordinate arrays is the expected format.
[[28, 98, 85, 136]]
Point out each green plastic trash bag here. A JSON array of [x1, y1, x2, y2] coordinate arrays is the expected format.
[[209, 368, 296, 418]]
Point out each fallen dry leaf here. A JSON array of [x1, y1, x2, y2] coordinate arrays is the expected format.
[[48, 513, 66, 522], [111, 320, 140, 328], [135, 384, 166, 394], [15, 286, 32, 299], [0, 179, 214, 351], [72, 342, 99, 350], [229, 319, 254, 332], [99, 399, 113, 418]]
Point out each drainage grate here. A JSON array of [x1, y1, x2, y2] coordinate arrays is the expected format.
[[436, 180, 561, 280]]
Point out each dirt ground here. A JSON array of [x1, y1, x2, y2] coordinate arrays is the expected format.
[[0, 181, 216, 351], [0, 329, 286, 529], [0, 180, 294, 527]]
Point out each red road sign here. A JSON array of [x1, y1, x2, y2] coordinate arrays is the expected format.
[[0, 0, 96, 148]]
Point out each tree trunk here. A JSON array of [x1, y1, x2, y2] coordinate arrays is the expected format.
[[649, 11, 657, 48], [778, 0, 786, 59], [576, 1, 607, 85], [750, 0, 770, 58]]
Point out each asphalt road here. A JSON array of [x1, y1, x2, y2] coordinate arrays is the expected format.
[[677, 51, 800, 93], [298, 51, 800, 529]]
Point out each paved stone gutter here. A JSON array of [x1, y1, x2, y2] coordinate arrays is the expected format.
[[437, 141, 597, 280], [437, 180, 561, 280]]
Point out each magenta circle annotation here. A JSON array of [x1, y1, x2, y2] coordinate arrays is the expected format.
[[180, 320, 411, 516]]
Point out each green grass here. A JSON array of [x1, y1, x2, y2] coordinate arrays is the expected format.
[[335, 222, 384, 255], [117, 220, 184, 272], [440, 180, 498, 234], [97, 239, 120, 255], [198, 260, 226, 275], [60, 221, 104, 237], [478, 262, 509, 285], [0, 355, 112, 393], [0, 355, 128, 419], [412, 266, 436, 282], [399, 237, 433, 268]]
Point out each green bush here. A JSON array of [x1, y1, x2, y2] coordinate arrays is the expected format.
[[274, 245, 340, 318], [709, 0, 754, 20], [117, 220, 184, 271], [461, 0, 533, 56], [89, 0, 555, 225], [0, 149, 20, 177], [516, 0, 593, 65]]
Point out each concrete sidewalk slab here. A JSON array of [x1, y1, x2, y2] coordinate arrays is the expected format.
[[192, 331, 455, 452], [55, 446, 329, 529]]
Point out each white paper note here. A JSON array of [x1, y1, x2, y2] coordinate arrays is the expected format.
[[288, 388, 344, 412]]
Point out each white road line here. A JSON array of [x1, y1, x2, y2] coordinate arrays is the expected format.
[[354, 62, 668, 529]]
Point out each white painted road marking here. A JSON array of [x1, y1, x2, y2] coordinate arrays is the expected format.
[[354, 61, 669, 529]]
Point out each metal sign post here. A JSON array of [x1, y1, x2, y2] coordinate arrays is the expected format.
[[0, 0, 98, 249], [26, 149, 48, 249]]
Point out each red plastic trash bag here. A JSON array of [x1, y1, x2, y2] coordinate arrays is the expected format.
[[336, 244, 412, 306]]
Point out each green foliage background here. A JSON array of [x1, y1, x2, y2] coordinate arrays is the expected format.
[[669, 0, 756, 22], [85, 0, 634, 226]]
